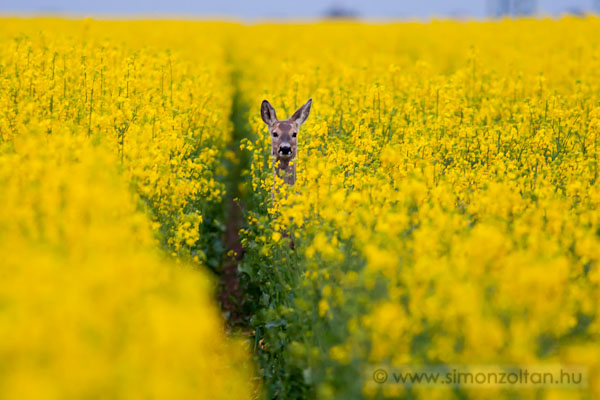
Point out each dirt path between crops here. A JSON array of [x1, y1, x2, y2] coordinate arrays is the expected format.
[[219, 195, 247, 329], [218, 66, 252, 331]]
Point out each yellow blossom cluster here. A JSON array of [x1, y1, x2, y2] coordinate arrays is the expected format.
[[237, 19, 600, 399], [0, 19, 232, 258]]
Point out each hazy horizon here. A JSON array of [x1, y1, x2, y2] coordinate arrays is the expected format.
[[1, 0, 598, 19]]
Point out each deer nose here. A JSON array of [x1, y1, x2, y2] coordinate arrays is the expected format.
[[280, 145, 291, 155]]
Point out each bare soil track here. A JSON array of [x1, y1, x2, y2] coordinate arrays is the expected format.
[[219, 196, 247, 328], [217, 66, 252, 330]]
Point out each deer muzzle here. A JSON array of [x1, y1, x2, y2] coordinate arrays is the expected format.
[[279, 144, 292, 156]]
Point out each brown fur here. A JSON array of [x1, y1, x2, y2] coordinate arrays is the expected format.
[[261, 99, 312, 188], [261, 99, 312, 250]]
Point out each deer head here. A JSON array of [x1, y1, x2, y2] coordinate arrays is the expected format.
[[261, 99, 312, 163]]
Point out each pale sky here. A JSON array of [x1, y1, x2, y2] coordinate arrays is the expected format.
[[0, 0, 596, 18]]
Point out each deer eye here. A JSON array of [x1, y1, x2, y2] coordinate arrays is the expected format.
[[292, 132, 297, 138], [272, 132, 278, 138]]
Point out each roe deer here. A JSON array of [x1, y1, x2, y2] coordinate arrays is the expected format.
[[261, 98, 312, 250], [261, 98, 312, 188]]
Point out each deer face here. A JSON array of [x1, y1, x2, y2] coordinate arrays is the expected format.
[[269, 120, 297, 160], [261, 99, 312, 162]]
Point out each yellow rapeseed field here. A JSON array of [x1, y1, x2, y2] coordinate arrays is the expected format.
[[0, 19, 253, 399], [237, 18, 600, 399], [1, 16, 599, 400]]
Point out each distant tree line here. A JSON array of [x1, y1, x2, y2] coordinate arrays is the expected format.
[[488, 0, 537, 16]]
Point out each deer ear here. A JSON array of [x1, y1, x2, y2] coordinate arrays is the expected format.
[[290, 98, 312, 126], [261, 100, 277, 126]]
